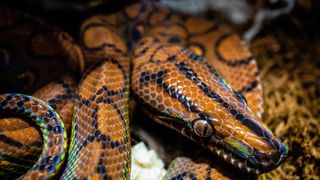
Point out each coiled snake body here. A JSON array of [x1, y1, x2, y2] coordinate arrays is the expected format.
[[0, 1, 288, 179]]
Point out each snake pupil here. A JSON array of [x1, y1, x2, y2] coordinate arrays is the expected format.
[[203, 126, 208, 135]]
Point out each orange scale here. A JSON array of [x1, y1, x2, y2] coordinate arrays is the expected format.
[[185, 17, 216, 34], [149, 99, 157, 107], [170, 101, 181, 111], [233, 127, 248, 141], [90, 174, 103, 180], [188, 44, 204, 56], [103, 149, 129, 179], [163, 98, 173, 107], [248, 64, 256, 72], [48, 131, 55, 139], [136, 53, 158, 66], [22, 100, 32, 109], [103, 14, 119, 26], [77, 123, 95, 143], [33, 81, 66, 100], [164, 45, 182, 54], [79, 80, 97, 100], [76, 140, 102, 177], [154, 61, 167, 69], [153, 50, 169, 62], [82, 26, 126, 52], [237, 107, 246, 114], [52, 99, 74, 116], [243, 135, 274, 153], [97, 104, 125, 142], [221, 121, 237, 133], [12, 147, 39, 158], [165, 78, 175, 87], [27, 172, 42, 180], [53, 134, 64, 146], [189, 86, 198, 93], [124, 4, 141, 18], [0, 142, 11, 152], [148, 11, 170, 26], [170, 157, 230, 179], [0, 118, 30, 131], [188, 33, 217, 53], [226, 112, 236, 120], [224, 99, 234, 107], [0, 135, 41, 157], [143, 94, 151, 101], [156, 25, 188, 39], [137, 89, 144, 96], [48, 145, 61, 157], [150, 92, 157, 98], [199, 69, 209, 77], [170, 71, 179, 78], [181, 79, 190, 87], [38, 110, 47, 118], [3, 127, 40, 145], [156, 104, 166, 112], [156, 94, 164, 102], [116, 163, 125, 171], [214, 125, 229, 138], [217, 36, 252, 63], [133, 46, 146, 56], [178, 103, 188, 112], [215, 109, 229, 120], [244, 89, 263, 116], [155, 85, 164, 93]]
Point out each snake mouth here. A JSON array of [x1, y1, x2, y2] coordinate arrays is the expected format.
[[148, 112, 258, 173], [250, 138, 288, 172], [152, 115, 288, 174], [174, 126, 259, 174], [179, 128, 288, 174], [178, 125, 289, 174], [141, 106, 288, 174]]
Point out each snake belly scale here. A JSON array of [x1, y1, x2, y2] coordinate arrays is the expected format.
[[0, 1, 288, 179]]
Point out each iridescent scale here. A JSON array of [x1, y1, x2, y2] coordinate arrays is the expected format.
[[0, 94, 67, 179]]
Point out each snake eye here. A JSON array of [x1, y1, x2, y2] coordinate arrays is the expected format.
[[193, 119, 213, 138]]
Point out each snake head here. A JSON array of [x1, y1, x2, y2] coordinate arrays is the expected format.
[[132, 42, 288, 174]]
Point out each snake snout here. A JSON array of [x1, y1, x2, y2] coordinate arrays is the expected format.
[[253, 138, 288, 171], [254, 149, 277, 168], [272, 138, 288, 166]]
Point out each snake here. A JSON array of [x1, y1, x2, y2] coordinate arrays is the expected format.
[[0, 1, 288, 179]]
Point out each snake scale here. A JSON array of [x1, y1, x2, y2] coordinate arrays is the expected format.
[[0, 1, 288, 179]]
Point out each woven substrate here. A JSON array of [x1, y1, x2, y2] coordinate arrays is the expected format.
[[251, 32, 320, 179]]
